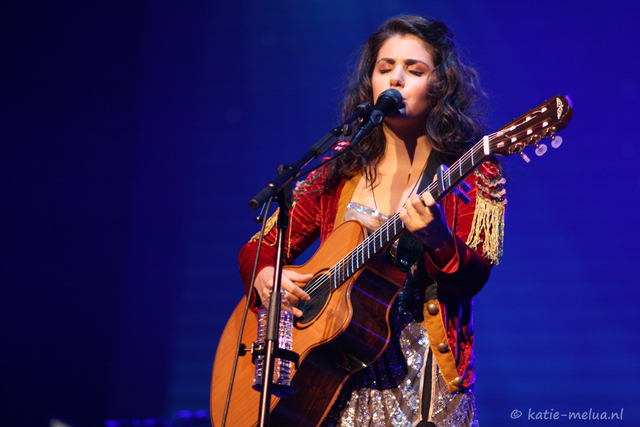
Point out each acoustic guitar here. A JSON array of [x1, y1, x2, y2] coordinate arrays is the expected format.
[[210, 95, 573, 427]]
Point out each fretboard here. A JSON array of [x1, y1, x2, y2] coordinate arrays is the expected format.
[[327, 137, 491, 290]]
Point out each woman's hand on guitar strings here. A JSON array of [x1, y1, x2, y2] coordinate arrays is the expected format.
[[255, 266, 312, 317], [399, 185, 456, 268]]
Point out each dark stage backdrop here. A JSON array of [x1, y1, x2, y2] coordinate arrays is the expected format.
[[2, 0, 639, 426]]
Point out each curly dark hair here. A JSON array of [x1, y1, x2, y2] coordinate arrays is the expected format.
[[325, 14, 489, 189]]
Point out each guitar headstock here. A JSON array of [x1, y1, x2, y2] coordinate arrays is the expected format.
[[490, 95, 573, 158]]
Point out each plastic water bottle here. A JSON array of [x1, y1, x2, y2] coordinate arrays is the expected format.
[[253, 289, 294, 390]]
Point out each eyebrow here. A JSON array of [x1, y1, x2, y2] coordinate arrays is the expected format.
[[376, 57, 432, 69]]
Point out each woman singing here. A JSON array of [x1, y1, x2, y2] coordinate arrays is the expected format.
[[238, 14, 506, 427]]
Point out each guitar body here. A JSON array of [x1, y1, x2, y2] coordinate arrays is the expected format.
[[210, 220, 405, 427]]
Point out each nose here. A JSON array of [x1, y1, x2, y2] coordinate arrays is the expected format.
[[389, 67, 404, 88]]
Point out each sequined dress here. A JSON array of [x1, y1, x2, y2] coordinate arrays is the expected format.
[[320, 203, 480, 427]]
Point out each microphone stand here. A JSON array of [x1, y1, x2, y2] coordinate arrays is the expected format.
[[249, 104, 371, 427], [256, 185, 290, 427]]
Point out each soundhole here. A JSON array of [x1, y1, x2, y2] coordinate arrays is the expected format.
[[295, 273, 331, 325]]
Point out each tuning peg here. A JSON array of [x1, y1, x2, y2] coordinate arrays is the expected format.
[[551, 135, 563, 148], [520, 151, 531, 163], [535, 143, 548, 156]]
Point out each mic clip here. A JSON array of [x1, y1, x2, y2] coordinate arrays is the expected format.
[[332, 102, 372, 140]]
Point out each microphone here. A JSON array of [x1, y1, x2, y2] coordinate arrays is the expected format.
[[370, 88, 403, 125], [351, 88, 402, 146]]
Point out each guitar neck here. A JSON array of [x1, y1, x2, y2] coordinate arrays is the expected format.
[[328, 138, 491, 289]]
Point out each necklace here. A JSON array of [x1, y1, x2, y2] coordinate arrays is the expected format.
[[370, 155, 430, 213]]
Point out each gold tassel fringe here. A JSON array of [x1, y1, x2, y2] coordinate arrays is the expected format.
[[466, 195, 505, 265]]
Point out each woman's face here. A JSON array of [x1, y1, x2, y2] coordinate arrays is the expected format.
[[371, 34, 435, 128]]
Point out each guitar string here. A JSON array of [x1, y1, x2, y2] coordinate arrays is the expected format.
[[301, 130, 506, 299], [303, 135, 506, 299], [300, 126, 537, 299]]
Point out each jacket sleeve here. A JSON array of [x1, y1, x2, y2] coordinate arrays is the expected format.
[[238, 169, 327, 308], [423, 160, 506, 298]]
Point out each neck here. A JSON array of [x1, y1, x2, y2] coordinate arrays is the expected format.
[[381, 121, 432, 166], [360, 121, 433, 214]]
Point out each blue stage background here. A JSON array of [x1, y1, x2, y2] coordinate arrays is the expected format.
[[2, 0, 639, 426]]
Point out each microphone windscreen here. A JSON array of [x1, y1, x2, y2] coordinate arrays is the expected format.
[[371, 89, 402, 124]]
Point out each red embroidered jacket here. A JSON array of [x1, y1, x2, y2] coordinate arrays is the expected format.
[[238, 161, 505, 388]]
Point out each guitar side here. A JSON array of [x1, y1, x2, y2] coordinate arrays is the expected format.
[[210, 295, 261, 427]]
